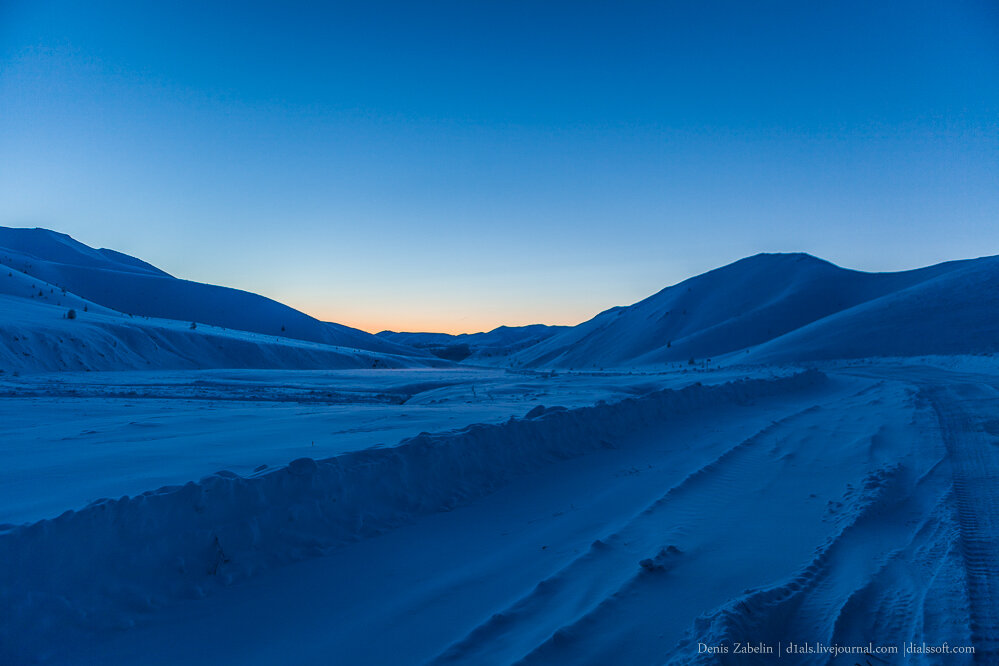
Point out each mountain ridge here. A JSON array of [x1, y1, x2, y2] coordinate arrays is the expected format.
[[0, 226, 421, 358], [507, 251, 993, 368], [4, 226, 996, 371]]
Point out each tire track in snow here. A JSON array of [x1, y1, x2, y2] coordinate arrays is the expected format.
[[508, 381, 943, 666], [927, 383, 999, 662], [430, 402, 831, 665], [663, 458, 953, 666], [827, 489, 973, 662]]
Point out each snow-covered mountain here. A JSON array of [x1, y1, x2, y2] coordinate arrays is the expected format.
[[509, 252, 993, 368], [741, 254, 999, 363], [0, 227, 440, 373], [0, 285, 442, 375], [4, 228, 996, 372], [0, 227, 420, 358]]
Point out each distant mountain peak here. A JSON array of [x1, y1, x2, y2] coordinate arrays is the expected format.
[[731, 251, 836, 268]]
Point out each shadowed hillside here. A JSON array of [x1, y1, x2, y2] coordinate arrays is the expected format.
[[510, 253, 977, 368], [0, 227, 421, 358]]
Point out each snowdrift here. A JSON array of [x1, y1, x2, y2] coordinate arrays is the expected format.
[[0, 370, 824, 662], [0, 227, 419, 357]]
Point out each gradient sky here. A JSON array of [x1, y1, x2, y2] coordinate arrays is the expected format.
[[2, 1, 998, 333]]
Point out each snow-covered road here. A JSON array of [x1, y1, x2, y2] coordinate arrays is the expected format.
[[2, 363, 996, 664]]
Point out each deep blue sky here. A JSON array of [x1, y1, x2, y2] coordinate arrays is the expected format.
[[2, 1, 997, 333]]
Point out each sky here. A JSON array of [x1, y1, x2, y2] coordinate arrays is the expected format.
[[1, 1, 998, 334]]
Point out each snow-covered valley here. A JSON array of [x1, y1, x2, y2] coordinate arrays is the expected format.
[[2, 228, 998, 664]]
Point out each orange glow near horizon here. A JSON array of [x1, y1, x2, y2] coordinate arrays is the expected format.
[[218, 275, 629, 338], [304, 310, 584, 336], [269, 284, 614, 336]]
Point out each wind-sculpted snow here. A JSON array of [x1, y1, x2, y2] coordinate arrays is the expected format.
[[0, 370, 823, 662]]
